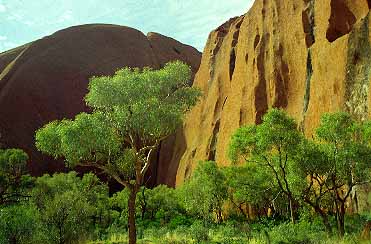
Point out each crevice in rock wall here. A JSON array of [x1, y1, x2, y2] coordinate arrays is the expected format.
[[326, 0, 356, 43], [345, 14, 371, 121], [368, 0, 371, 9], [229, 23, 241, 81], [273, 44, 289, 108], [222, 97, 228, 109], [239, 109, 244, 126], [208, 119, 220, 161], [229, 48, 236, 81], [254, 34, 261, 49], [300, 1, 315, 132], [302, 0, 316, 48], [213, 96, 221, 117], [255, 33, 269, 124], [299, 50, 313, 132], [303, 50, 313, 114]]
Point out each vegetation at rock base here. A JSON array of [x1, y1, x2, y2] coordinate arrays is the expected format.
[[1, 63, 371, 243]]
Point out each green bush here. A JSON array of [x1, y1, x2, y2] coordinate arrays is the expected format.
[[0, 204, 44, 244], [265, 221, 327, 244], [189, 221, 209, 243], [168, 215, 194, 229], [344, 214, 367, 234]]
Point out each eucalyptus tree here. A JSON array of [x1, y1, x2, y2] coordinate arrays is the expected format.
[[223, 164, 278, 219], [179, 161, 227, 223], [35, 61, 201, 244], [316, 112, 371, 236], [293, 139, 333, 233], [228, 109, 303, 223]]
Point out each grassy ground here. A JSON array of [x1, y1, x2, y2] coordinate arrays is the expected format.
[[90, 220, 369, 244]]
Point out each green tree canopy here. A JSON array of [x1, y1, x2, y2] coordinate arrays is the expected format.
[[0, 149, 33, 206], [179, 161, 227, 223], [315, 112, 371, 236], [223, 164, 279, 219], [35, 61, 201, 244], [228, 108, 302, 223]]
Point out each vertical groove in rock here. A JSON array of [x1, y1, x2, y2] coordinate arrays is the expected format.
[[229, 20, 241, 81], [303, 50, 313, 115], [229, 48, 236, 81], [208, 119, 220, 161], [255, 32, 269, 124], [302, 0, 316, 48], [345, 13, 371, 121], [300, 0, 315, 132], [272, 47, 289, 109]]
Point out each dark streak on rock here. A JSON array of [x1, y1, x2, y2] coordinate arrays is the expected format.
[[255, 33, 269, 124]]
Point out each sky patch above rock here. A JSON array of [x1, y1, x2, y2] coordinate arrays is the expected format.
[[0, 0, 253, 52]]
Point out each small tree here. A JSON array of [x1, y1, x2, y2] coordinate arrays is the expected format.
[[179, 161, 227, 223], [223, 164, 279, 219], [228, 108, 302, 223], [293, 139, 333, 233], [138, 185, 179, 222], [316, 112, 371, 236], [0, 204, 42, 244], [32, 172, 109, 243], [0, 149, 33, 206], [35, 61, 201, 244]]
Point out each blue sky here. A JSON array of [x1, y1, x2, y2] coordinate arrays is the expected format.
[[0, 0, 253, 52]]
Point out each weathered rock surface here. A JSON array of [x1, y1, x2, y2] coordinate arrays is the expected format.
[[164, 0, 371, 186], [0, 24, 201, 177]]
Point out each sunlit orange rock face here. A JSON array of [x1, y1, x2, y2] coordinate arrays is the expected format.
[[161, 0, 371, 186], [0, 24, 201, 177]]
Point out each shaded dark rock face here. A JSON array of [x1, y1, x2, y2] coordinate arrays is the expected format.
[[0, 24, 201, 183], [326, 0, 356, 42]]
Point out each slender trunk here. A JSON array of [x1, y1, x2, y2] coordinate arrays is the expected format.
[[10, 235, 17, 244], [304, 198, 332, 234], [141, 187, 147, 220], [316, 206, 332, 234], [59, 225, 64, 244], [337, 201, 345, 237], [216, 209, 223, 223], [128, 187, 138, 244], [289, 197, 296, 224], [238, 204, 248, 219]]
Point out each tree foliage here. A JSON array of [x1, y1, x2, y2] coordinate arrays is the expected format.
[[0, 149, 33, 205], [35, 61, 201, 244], [31, 172, 109, 243], [229, 109, 302, 223], [179, 161, 227, 222]]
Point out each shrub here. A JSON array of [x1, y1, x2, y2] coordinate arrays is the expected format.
[[266, 221, 327, 244], [168, 215, 194, 229], [189, 221, 209, 243], [0, 204, 43, 244]]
